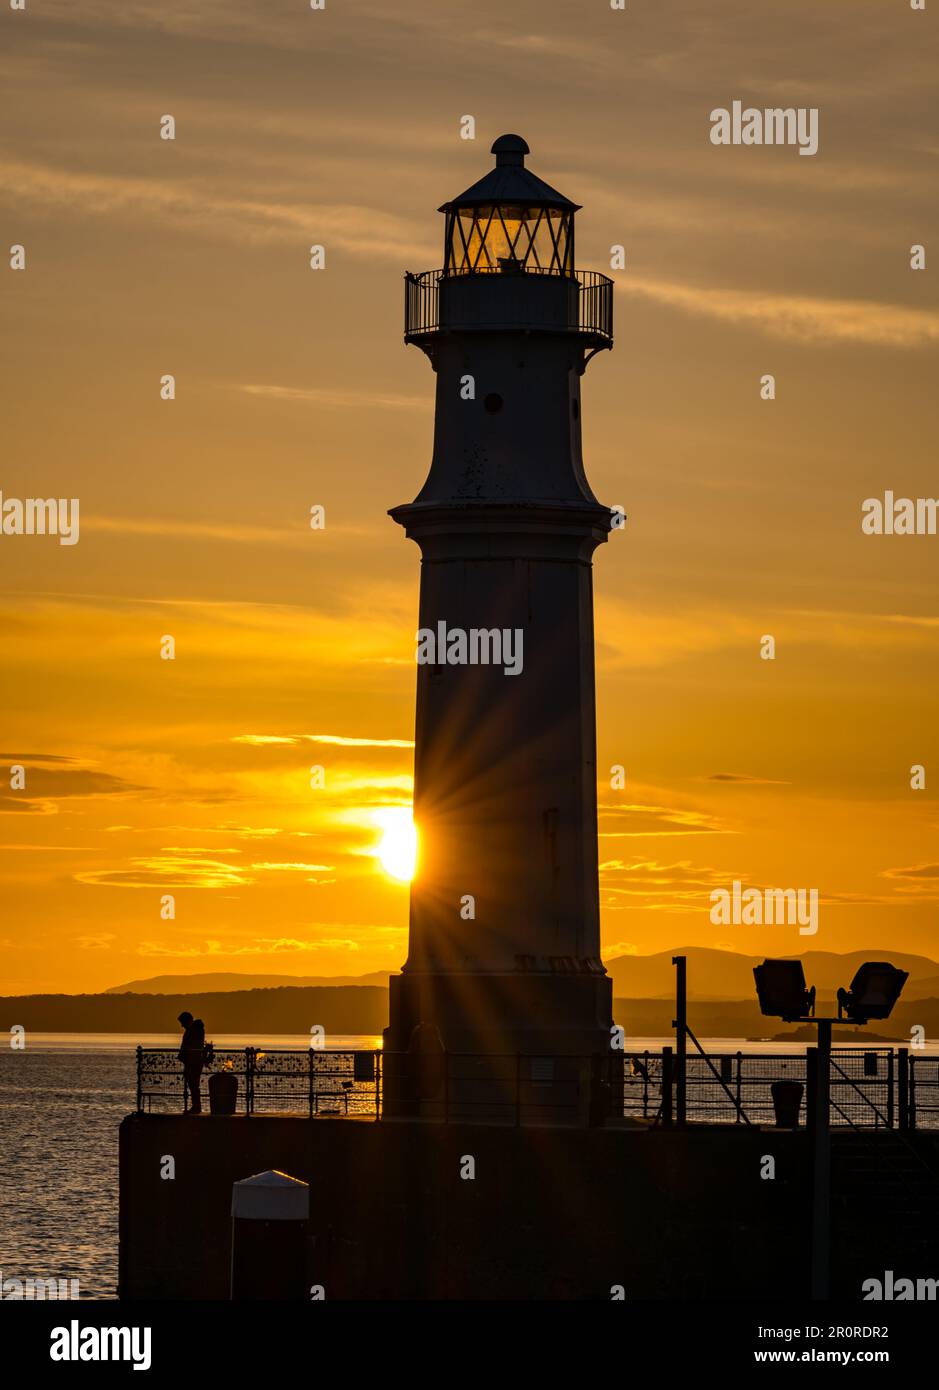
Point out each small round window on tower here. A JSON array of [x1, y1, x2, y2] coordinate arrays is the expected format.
[[484, 393, 504, 414]]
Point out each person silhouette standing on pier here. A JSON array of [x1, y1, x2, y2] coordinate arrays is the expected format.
[[177, 1011, 206, 1114]]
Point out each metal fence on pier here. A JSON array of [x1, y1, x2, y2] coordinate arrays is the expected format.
[[135, 1044, 939, 1130]]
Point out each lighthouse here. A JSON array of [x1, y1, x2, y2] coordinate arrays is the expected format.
[[385, 135, 615, 1071]]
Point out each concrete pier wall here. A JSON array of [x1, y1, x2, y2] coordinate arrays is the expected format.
[[119, 1115, 813, 1299]]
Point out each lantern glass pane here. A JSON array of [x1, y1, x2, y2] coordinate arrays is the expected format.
[[446, 205, 572, 274]]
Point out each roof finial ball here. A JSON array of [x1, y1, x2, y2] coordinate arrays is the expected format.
[[491, 133, 530, 167]]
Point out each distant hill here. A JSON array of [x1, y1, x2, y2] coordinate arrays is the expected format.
[[6, 947, 934, 1036], [105, 971, 394, 994], [603, 947, 939, 1001], [107, 949, 939, 1003], [904, 975, 939, 1000], [2, 984, 935, 1038], [0, 986, 388, 1034]]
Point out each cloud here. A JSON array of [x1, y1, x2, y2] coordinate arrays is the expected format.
[[133, 934, 390, 958], [597, 802, 729, 837], [233, 733, 414, 749], [619, 277, 939, 348], [0, 799, 57, 817], [232, 736, 299, 747], [595, 600, 939, 672], [706, 773, 790, 785], [879, 615, 939, 631], [595, 599, 754, 670], [0, 158, 433, 260], [76, 855, 252, 889], [0, 592, 419, 693], [220, 825, 320, 839], [307, 734, 414, 749], [248, 862, 333, 873], [158, 845, 244, 855], [880, 865, 939, 900], [600, 857, 729, 884], [0, 753, 76, 763], [0, 843, 101, 851], [884, 864, 939, 879], [236, 384, 429, 413], [81, 515, 315, 548], [599, 857, 735, 913], [74, 933, 117, 950], [0, 764, 146, 814]]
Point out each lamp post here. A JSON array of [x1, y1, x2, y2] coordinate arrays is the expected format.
[[753, 958, 909, 1299], [809, 1015, 833, 1301]]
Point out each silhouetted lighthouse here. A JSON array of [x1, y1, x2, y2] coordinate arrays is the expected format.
[[386, 135, 615, 1067]]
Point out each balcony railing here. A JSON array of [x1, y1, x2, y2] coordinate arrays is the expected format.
[[404, 268, 613, 345]]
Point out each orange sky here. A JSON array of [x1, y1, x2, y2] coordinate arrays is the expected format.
[[1, 0, 937, 993]]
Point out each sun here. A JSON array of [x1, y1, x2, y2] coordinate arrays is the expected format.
[[374, 807, 418, 882]]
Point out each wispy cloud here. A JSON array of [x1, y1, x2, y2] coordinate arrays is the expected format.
[[0, 763, 145, 814], [599, 857, 735, 913], [236, 384, 429, 412], [233, 736, 301, 747], [247, 861, 333, 873], [134, 934, 392, 958], [306, 734, 413, 749], [81, 515, 314, 548], [0, 158, 432, 260], [619, 277, 939, 348], [233, 733, 413, 749], [596, 599, 939, 672], [74, 933, 117, 950], [880, 864, 939, 900], [76, 855, 252, 889], [598, 802, 729, 837], [706, 773, 790, 785]]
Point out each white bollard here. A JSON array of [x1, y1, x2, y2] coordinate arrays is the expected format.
[[230, 1170, 310, 1300]]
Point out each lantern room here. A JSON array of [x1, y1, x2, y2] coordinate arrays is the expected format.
[[404, 134, 612, 350], [440, 134, 578, 276]]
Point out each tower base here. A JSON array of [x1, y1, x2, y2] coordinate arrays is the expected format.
[[382, 969, 614, 1122], [384, 968, 612, 1055]]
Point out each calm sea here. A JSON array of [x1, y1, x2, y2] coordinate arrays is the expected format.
[[0, 1032, 378, 1300], [1, 1032, 932, 1300]]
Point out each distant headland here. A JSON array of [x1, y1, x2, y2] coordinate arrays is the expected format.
[[2, 942, 938, 1039]]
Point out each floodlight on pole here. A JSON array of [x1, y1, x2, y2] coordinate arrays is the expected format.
[[836, 962, 909, 1025], [753, 959, 816, 1022], [751, 956, 909, 1302]]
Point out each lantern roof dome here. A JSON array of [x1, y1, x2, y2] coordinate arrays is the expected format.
[[438, 134, 581, 213]]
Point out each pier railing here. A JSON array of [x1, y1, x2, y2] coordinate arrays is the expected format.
[[136, 1046, 380, 1118], [625, 1047, 910, 1130], [135, 1045, 936, 1129]]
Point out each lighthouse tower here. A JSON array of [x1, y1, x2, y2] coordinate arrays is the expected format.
[[386, 135, 615, 1067]]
